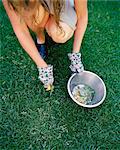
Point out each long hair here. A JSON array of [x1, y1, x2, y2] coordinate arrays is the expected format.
[[7, 0, 64, 27]]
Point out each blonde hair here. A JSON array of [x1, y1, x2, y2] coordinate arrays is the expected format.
[[8, 0, 64, 27]]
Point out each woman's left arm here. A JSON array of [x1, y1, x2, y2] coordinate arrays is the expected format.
[[73, 0, 88, 52]]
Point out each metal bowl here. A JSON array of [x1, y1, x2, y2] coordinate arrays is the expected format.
[[67, 71, 106, 108]]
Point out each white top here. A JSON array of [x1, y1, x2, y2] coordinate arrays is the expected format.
[[42, 0, 77, 29]]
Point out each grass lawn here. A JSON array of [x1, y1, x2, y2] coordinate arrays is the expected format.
[[0, 0, 120, 150]]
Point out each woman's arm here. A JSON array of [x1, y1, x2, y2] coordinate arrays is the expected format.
[[2, 0, 47, 68], [73, 0, 88, 52]]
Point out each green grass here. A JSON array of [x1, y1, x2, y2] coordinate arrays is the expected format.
[[0, 1, 120, 150]]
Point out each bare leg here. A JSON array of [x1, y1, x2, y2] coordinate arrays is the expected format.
[[2, 0, 47, 68], [45, 16, 74, 43], [36, 28, 45, 44]]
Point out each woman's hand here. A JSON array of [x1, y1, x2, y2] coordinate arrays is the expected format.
[[68, 52, 84, 73], [38, 65, 54, 91]]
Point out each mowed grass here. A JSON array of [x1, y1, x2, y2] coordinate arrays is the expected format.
[[0, 1, 120, 150]]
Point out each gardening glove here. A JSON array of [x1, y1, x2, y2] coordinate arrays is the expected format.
[[38, 65, 54, 91], [68, 52, 84, 73]]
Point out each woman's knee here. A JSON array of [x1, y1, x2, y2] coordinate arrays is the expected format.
[[46, 26, 74, 43], [51, 33, 68, 43], [45, 17, 74, 43]]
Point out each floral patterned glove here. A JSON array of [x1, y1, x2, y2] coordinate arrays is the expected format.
[[68, 52, 84, 73], [38, 65, 54, 90]]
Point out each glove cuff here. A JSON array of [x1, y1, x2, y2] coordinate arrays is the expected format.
[[68, 52, 84, 73], [68, 52, 81, 63]]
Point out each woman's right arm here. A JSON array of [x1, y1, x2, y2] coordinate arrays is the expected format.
[[2, 0, 47, 68]]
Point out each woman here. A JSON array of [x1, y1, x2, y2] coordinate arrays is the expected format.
[[2, 0, 88, 91]]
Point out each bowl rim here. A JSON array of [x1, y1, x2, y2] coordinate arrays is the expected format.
[[67, 71, 106, 108]]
